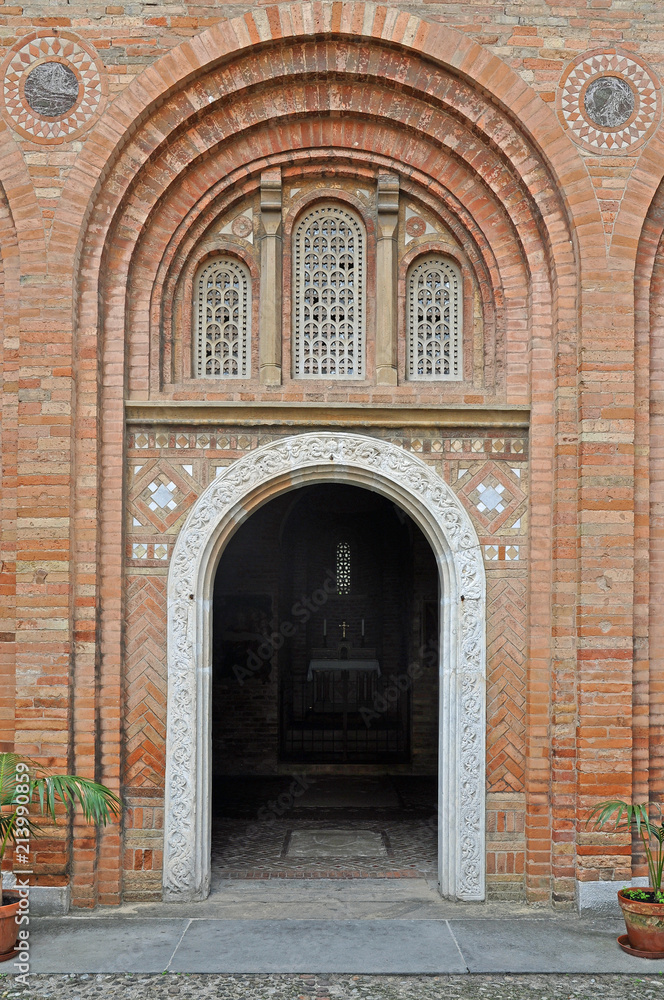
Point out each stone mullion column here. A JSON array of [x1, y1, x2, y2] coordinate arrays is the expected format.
[[375, 174, 399, 386], [259, 169, 282, 386]]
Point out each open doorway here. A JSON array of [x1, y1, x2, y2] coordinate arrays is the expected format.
[[210, 483, 439, 883]]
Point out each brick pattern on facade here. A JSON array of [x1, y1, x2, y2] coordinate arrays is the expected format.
[[0, 0, 660, 909], [122, 425, 529, 898], [0, 4, 662, 241], [124, 576, 167, 789]]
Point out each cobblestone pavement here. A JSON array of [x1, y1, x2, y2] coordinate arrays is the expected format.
[[1, 974, 663, 999]]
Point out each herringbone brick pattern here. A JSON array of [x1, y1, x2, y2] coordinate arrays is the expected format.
[[486, 577, 527, 791], [124, 577, 167, 788]]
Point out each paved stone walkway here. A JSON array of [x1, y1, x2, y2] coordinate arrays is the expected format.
[[9, 881, 664, 976], [1, 973, 663, 1000]]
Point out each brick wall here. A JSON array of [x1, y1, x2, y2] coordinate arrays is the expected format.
[[0, 0, 661, 906]]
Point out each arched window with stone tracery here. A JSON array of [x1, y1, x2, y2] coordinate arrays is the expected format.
[[195, 256, 251, 378], [293, 203, 365, 379], [406, 255, 462, 380]]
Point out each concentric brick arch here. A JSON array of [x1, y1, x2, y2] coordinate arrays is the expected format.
[[164, 432, 486, 902], [53, 2, 603, 278], [131, 137, 520, 396], [60, 2, 600, 906], [60, 3, 598, 404], [153, 156, 501, 391], [90, 40, 575, 406]]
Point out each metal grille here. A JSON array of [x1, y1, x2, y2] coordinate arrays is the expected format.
[[293, 203, 365, 378], [407, 256, 462, 380], [281, 668, 409, 763], [336, 541, 351, 595], [195, 257, 250, 378]]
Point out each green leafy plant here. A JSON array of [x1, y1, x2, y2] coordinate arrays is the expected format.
[[621, 887, 664, 903], [588, 800, 664, 895], [0, 752, 121, 905]]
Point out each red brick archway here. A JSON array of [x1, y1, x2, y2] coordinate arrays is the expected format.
[[18, 3, 637, 910]]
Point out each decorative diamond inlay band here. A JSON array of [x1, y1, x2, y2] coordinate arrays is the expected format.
[[458, 463, 526, 533]]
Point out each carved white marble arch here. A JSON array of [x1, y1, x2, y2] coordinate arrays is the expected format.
[[163, 432, 486, 901]]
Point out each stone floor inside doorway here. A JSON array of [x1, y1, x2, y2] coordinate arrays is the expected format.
[[210, 775, 438, 883]]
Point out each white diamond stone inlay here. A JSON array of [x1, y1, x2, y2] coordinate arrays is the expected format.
[[147, 480, 178, 511], [475, 482, 505, 513]]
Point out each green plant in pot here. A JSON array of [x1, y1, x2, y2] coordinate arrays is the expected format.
[[588, 799, 664, 958], [0, 752, 120, 961]]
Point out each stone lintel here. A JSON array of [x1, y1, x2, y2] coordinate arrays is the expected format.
[[125, 401, 531, 429]]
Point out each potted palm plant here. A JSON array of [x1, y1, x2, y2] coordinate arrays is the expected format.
[[588, 799, 664, 958], [0, 752, 120, 960]]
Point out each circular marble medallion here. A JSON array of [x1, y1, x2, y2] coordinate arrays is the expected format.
[[1, 31, 106, 143], [583, 76, 635, 128], [24, 62, 79, 117], [558, 50, 660, 153]]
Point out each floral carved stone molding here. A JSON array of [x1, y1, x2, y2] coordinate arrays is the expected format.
[[1, 31, 106, 144], [558, 49, 660, 154], [164, 432, 486, 902]]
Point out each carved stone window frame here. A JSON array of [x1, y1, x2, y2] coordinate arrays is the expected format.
[[398, 240, 477, 387], [282, 189, 376, 382], [291, 200, 367, 382], [163, 231, 260, 388], [163, 432, 486, 902], [193, 255, 252, 379], [406, 254, 463, 381]]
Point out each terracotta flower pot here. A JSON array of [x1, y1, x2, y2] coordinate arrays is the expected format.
[[618, 889, 664, 957], [0, 895, 20, 962]]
